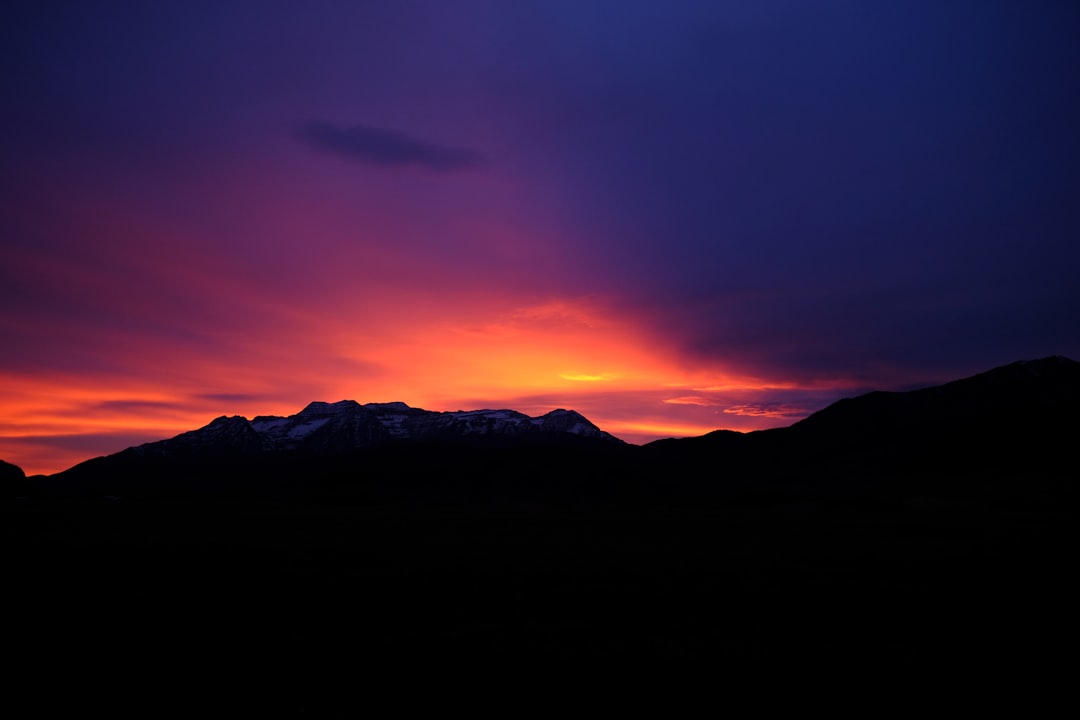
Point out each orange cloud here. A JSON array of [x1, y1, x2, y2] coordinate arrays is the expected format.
[[663, 396, 715, 406], [722, 403, 808, 418]]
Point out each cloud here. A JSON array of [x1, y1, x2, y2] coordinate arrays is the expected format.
[[92, 399, 187, 414], [722, 403, 808, 418], [296, 121, 487, 171], [663, 396, 715, 406]]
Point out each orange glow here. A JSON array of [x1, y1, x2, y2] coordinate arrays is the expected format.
[[722, 404, 808, 418], [0, 295, 842, 476], [2, 164, 857, 476], [602, 420, 732, 444]]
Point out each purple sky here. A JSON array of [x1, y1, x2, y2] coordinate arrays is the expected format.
[[3, 1, 1079, 474]]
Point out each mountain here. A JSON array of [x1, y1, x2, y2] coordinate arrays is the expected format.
[[12, 359, 1078, 697], [640, 356, 1080, 503], [132, 400, 621, 457], [0, 458, 24, 480], [0, 459, 35, 500], [789, 355, 1079, 438], [28, 356, 1080, 504], [41, 401, 625, 500]]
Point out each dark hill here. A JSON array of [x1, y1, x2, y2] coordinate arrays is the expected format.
[[641, 356, 1079, 501], [790, 355, 1079, 440], [0, 458, 34, 499], [781, 355, 1079, 493], [0, 458, 24, 480]]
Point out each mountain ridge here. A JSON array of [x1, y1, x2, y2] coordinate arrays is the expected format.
[[8, 356, 1078, 503], [127, 400, 622, 459], [11, 358, 1077, 696]]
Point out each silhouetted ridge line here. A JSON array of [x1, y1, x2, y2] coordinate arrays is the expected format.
[[23, 356, 1079, 505], [790, 355, 1080, 437], [637, 356, 1078, 501], [34, 401, 625, 500], [122, 400, 623, 458]]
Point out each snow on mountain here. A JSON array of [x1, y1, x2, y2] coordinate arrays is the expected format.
[[132, 401, 622, 457]]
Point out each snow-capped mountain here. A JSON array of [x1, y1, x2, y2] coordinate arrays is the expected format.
[[131, 400, 622, 457], [28, 356, 1080, 507]]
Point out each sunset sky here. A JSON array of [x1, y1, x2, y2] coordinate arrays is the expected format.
[[3, 1, 1079, 475]]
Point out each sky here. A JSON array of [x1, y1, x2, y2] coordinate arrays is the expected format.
[[3, 0, 1079, 475]]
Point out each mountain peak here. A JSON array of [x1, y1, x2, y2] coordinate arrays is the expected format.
[[1, 459, 26, 480], [298, 400, 363, 416], [363, 402, 413, 412], [114, 400, 622, 466], [206, 415, 249, 427], [1011, 355, 1080, 377], [542, 408, 584, 419]]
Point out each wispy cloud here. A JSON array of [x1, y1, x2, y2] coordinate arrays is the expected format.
[[296, 121, 486, 171], [663, 396, 715, 406], [722, 403, 808, 418]]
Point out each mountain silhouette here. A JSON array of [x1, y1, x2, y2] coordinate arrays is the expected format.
[[40, 401, 625, 500], [145, 400, 621, 457], [0, 458, 24, 480], [10, 358, 1077, 705], [788, 355, 1078, 445], [0, 458, 27, 493], [25, 356, 1078, 506], [641, 356, 1078, 504]]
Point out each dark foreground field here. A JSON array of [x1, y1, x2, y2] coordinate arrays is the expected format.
[[8, 486, 1073, 712]]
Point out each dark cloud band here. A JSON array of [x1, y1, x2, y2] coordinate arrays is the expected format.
[[296, 121, 486, 171]]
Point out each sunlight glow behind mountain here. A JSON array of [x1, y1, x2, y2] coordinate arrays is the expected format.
[[0, 297, 849, 475]]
